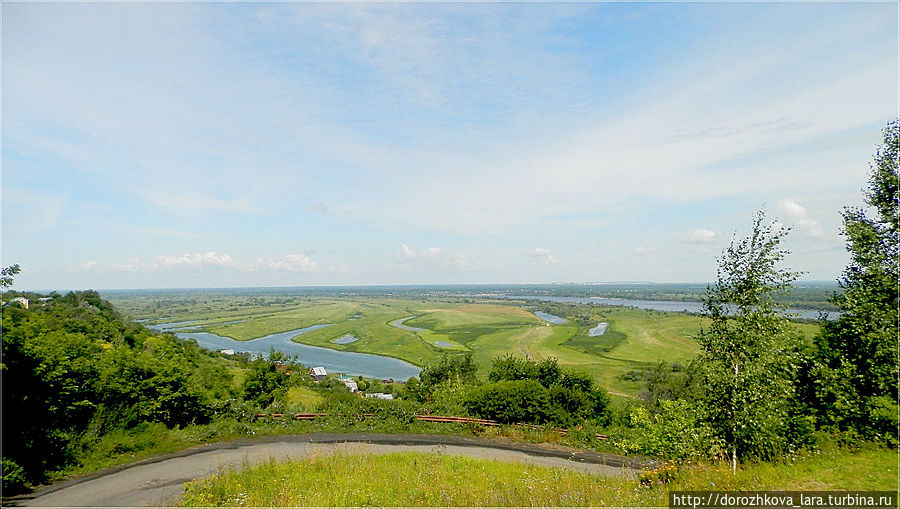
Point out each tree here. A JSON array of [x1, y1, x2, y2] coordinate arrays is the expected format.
[[1, 264, 20, 289], [812, 120, 899, 440], [243, 357, 289, 408], [419, 353, 478, 387], [697, 212, 803, 472]]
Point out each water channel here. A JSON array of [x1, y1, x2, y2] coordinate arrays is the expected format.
[[150, 323, 421, 380], [501, 295, 837, 320]]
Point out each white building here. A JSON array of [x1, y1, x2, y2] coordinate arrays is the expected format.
[[364, 392, 394, 400], [341, 379, 359, 393], [309, 366, 328, 382]]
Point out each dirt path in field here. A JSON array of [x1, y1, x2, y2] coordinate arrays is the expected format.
[[13, 433, 647, 507], [514, 325, 553, 357]]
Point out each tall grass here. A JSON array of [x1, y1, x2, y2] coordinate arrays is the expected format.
[[181, 452, 646, 507], [181, 447, 898, 507]]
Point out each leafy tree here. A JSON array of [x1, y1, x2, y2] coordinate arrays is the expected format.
[[243, 358, 289, 408], [419, 353, 478, 387], [812, 120, 899, 440], [1, 291, 238, 489], [488, 354, 611, 424], [488, 354, 538, 382], [697, 212, 803, 471], [464, 379, 551, 424], [1, 263, 20, 288], [640, 360, 703, 412]]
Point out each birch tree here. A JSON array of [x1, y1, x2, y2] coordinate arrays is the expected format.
[[698, 212, 802, 472]]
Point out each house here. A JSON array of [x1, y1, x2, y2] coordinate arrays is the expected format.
[[364, 392, 394, 400], [219, 349, 235, 355], [341, 378, 359, 393], [10, 297, 28, 309], [309, 366, 327, 382]]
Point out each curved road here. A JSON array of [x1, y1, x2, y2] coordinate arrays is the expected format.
[[15, 433, 647, 507]]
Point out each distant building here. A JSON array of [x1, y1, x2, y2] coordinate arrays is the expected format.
[[10, 297, 28, 309], [382, 378, 394, 384], [365, 392, 394, 400], [341, 379, 359, 393], [219, 349, 235, 355], [309, 366, 327, 382]]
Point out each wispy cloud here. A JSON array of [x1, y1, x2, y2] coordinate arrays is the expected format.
[[682, 229, 719, 244], [396, 244, 469, 269], [531, 248, 558, 264], [3, 3, 893, 288], [109, 252, 322, 273], [775, 199, 825, 237]]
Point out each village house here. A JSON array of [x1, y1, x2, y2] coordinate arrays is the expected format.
[[6, 297, 29, 309], [309, 366, 327, 382]]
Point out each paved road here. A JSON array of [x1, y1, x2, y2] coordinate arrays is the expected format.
[[14, 433, 647, 507]]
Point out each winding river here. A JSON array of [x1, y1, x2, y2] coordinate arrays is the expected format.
[[150, 323, 421, 380]]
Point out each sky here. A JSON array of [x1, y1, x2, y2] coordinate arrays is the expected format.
[[2, 2, 897, 290]]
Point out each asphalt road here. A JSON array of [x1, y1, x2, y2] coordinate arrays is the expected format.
[[14, 433, 648, 507]]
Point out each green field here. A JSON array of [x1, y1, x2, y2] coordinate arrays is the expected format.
[[181, 447, 897, 507], [108, 293, 821, 397]]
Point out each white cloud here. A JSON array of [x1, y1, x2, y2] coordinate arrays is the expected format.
[[154, 251, 237, 269], [108, 252, 321, 273], [774, 199, 825, 237], [634, 245, 653, 254], [531, 247, 558, 264], [397, 244, 469, 269], [261, 254, 320, 273], [682, 229, 719, 244]]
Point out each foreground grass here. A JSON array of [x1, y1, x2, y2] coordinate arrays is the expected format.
[[180, 447, 897, 507], [181, 452, 646, 507]]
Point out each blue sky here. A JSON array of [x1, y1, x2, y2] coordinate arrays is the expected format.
[[2, 2, 897, 290]]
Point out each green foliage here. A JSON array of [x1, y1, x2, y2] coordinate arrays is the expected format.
[[639, 361, 702, 411], [1, 263, 20, 288], [242, 358, 289, 408], [464, 379, 551, 424], [488, 355, 611, 425], [617, 400, 722, 462], [1, 291, 241, 487], [419, 352, 478, 387], [810, 120, 899, 442], [1, 458, 30, 495], [697, 212, 805, 467]]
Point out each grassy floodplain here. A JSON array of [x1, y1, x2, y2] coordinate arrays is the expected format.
[[108, 291, 822, 397], [180, 447, 897, 507]]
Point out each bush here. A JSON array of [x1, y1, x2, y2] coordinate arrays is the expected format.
[[2, 458, 30, 495], [420, 353, 478, 387], [464, 380, 550, 424], [617, 400, 722, 462]]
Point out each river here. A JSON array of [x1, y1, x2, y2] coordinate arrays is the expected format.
[[150, 323, 421, 380], [500, 295, 837, 320]]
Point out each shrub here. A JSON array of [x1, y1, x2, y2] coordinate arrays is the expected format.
[[1, 458, 30, 495], [464, 380, 550, 424], [617, 400, 722, 462]]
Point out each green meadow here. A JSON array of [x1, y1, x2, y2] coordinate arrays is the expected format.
[[110, 294, 821, 397]]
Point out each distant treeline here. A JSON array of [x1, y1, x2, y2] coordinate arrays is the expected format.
[[101, 281, 840, 314]]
